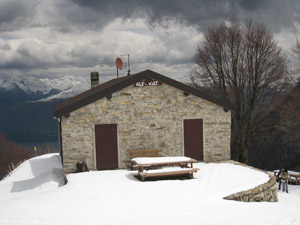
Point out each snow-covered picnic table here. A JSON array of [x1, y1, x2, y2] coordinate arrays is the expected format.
[[273, 170, 300, 185], [131, 156, 199, 181], [289, 174, 300, 185]]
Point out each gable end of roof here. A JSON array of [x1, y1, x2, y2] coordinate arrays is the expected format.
[[54, 70, 235, 117]]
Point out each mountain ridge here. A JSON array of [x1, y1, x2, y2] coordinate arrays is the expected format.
[[0, 74, 90, 144], [0, 75, 89, 102]]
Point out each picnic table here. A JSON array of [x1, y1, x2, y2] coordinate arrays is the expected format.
[[131, 156, 199, 181], [289, 174, 300, 185], [273, 170, 300, 185]]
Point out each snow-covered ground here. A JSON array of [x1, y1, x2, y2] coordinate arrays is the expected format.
[[0, 154, 300, 225]]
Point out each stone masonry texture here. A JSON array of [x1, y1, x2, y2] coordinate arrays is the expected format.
[[60, 82, 231, 173]]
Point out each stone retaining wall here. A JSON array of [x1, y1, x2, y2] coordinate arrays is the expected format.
[[223, 161, 278, 202]]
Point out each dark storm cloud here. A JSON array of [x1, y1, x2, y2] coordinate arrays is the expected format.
[[238, 0, 268, 11], [69, 0, 300, 32], [1, 0, 299, 34], [69, 0, 233, 31], [51, 0, 145, 32], [0, 1, 25, 23], [1, 0, 300, 79], [0, 0, 38, 32]]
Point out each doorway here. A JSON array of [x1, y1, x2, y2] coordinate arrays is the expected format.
[[183, 119, 203, 161], [95, 124, 118, 170]]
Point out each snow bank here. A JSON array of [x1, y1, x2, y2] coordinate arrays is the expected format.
[[0, 153, 64, 198]]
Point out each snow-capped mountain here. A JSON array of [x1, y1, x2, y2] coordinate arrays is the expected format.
[[0, 75, 90, 102], [37, 76, 90, 101], [0, 75, 90, 143]]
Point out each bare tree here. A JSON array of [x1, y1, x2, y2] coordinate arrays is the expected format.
[[286, 38, 300, 84], [275, 84, 300, 144], [249, 82, 300, 170], [191, 19, 288, 163], [293, 39, 300, 68], [256, 39, 300, 150]]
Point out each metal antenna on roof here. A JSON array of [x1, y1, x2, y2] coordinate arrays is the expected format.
[[120, 54, 130, 76]]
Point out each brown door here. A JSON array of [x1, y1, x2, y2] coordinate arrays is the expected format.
[[184, 119, 203, 161], [95, 124, 118, 170]]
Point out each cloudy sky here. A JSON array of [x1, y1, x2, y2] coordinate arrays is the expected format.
[[1, 0, 300, 82]]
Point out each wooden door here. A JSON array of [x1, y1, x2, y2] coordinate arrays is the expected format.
[[184, 119, 203, 161], [95, 124, 118, 170]]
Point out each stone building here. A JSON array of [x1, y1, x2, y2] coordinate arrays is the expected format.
[[54, 70, 234, 173]]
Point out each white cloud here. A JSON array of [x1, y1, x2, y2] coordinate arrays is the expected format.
[[0, 17, 204, 80], [275, 23, 300, 52], [1, 0, 300, 81]]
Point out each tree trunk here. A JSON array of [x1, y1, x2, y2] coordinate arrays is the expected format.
[[235, 131, 249, 164], [238, 144, 248, 164]]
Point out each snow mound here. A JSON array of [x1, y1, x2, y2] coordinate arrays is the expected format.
[[0, 153, 64, 197]]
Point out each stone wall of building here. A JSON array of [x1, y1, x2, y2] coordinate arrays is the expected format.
[[223, 161, 278, 202], [61, 83, 231, 173]]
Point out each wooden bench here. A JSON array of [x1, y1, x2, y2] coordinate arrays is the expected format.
[[131, 156, 199, 181], [127, 149, 160, 169]]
